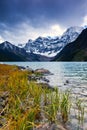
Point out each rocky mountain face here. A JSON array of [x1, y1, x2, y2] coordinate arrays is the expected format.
[[53, 28, 87, 61], [20, 26, 83, 57]]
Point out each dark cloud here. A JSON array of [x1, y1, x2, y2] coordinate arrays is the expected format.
[[0, 0, 87, 43], [0, 0, 86, 27]]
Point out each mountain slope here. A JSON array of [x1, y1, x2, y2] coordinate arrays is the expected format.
[[0, 41, 27, 61], [0, 41, 51, 61], [53, 28, 87, 61], [60, 26, 83, 45]]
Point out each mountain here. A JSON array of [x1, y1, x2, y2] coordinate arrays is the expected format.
[[0, 26, 85, 61], [0, 41, 50, 61], [0, 41, 27, 61], [60, 26, 83, 45], [22, 26, 83, 57], [24, 36, 61, 57], [53, 28, 87, 61]]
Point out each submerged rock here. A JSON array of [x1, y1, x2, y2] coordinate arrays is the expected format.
[[64, 80, 69, 85]]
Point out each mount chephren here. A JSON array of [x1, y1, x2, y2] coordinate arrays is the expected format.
[[0, 26, 87, 61]]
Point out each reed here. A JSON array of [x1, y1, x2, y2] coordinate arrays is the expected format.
[[60, 90, 71, 122]]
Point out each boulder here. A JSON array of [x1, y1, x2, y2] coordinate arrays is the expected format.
[[35, 68, 51, 75]]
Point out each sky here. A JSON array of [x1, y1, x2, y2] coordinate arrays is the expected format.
[[0, 0, 87, 44]]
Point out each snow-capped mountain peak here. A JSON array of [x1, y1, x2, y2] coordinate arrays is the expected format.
[[64, 26, 83, 34], [0, 41, 14, 50], [15, 26, 86, 57], [23, 26, 84, 57], [60, 26, 83, 44]]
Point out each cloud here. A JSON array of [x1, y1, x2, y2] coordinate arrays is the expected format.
[[0, 22, 65, 44], [51, 25, 65, 36], [0, 0, 86, 44], [0, 0, 85, 28], [81, 15, 87, 26], [0, 36, 4, 43]]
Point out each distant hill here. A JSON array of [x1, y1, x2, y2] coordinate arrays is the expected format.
[[53, 28, 87, 61], [0, 41, 50, 61]]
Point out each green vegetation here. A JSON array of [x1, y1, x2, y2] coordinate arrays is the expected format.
[[0, 64, 85, 130]]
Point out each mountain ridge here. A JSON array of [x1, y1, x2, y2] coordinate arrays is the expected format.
[[20, 26, 83, 57], [0, 26, 86, 61], [53, 28, 87, 61], [0, 41, 51, 61]]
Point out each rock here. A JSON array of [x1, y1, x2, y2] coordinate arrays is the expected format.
[[35, 123, 67, 130], [0, 118, 7, 128], [0, 91, 9, 112], [50, 123, 57, 130], [28, 74, 42, 81], [35, 68, 51, 75], [39, 83, 54, 90], [0, 123, 3, 128], [17, 66, 26, 70], [1, 91, 9, 99], [18, 65, 34, 72], [41, 77, 49, 83], [66, 80, 69, 84], [28, 74, 37, 81], [0, 92, 9, 128], [64, 80, 69, 85], [26, 66, 34, 72]]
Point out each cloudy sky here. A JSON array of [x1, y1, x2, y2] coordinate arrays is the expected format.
[[0, 0, 87, 44]]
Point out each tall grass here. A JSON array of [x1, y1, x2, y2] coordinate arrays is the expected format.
[[0, 64, 85, 130], [60, 90, 71, 123], [76, 99, 85, 126]]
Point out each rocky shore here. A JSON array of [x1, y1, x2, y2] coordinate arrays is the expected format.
[[18, 65, 53, 88]]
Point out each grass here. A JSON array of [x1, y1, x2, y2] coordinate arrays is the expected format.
[[60, 90, 71, 123], [0, 64, 85, 130], [76, 98, 85, 126]]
